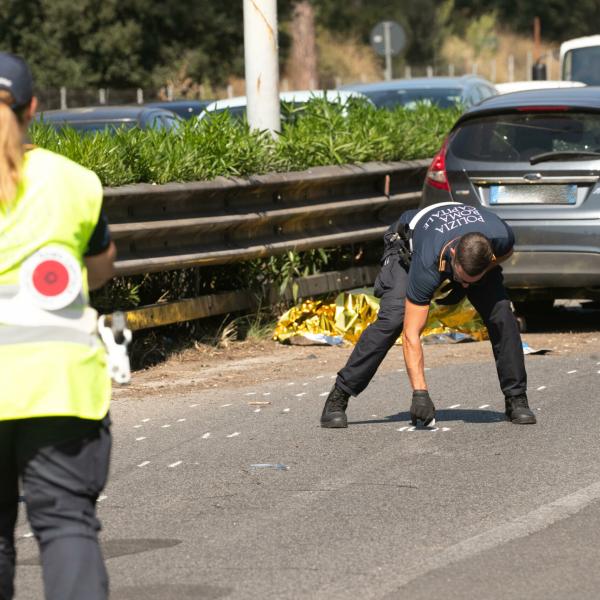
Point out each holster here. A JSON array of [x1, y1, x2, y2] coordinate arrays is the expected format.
[[382, 222, 412, 270]]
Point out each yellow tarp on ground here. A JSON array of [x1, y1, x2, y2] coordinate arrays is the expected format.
[[273, 288, 488, 345]]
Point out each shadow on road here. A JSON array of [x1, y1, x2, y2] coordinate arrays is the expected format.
[[349, 408, 506, 426]]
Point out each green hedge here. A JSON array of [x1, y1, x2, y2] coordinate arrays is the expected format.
[[30, 99, 460, 186]]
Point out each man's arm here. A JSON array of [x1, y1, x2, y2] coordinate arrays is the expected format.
[[402, 299, 430, 390], [85, 241, 116, 290]]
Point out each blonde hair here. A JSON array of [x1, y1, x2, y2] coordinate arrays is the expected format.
[[0, 90, 24, 203]]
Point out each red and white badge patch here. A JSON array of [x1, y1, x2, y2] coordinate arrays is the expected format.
[[20, 247, 82, 311]]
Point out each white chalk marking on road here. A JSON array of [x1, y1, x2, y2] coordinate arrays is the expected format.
[[319, 392, 328, 397], [168, 461, 182, 468], [371, 414, 378, 417], [142, 418, 150, 422], [330, 375, 336, 379], [430, 427, 439, 432], [537, 386, 547, 391], [441, 427, 451, 431], [221, 403, 232, 408], [254, 409, 261, 413], [449, 404, 461, 409], [316, 375, 325, 379], [201, 433, 211, 439], [161, 424, 171, 428], [373, 479, 600, 597], [397, 427, 408, 432], [134, 425, 142, 428], [245, 392, 257, 396], [408, 426, 416, 432], [135, 437, 146, 441], [22, 533, 34, 539], [227, 432, 241, 438], [479, 404, 490, 409], [263, 392, 271, 396], [424, 367, 431, 371], [295, 393, 306, 397], [286, 382, 295, 386], [397, 368, 405, 372], [303, 382, 309, 386], [138, 461, 150, 468], [189, 404, 199, 408], [568, 370, 577, 374], [177, 418, 186, 422], [282, 408, 291, 413], [98, 495, 107, 502]]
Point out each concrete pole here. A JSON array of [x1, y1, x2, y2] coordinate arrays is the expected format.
[[243, 0, 280, 134]]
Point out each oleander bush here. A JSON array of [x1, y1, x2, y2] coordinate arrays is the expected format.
[[31, 99, 460, 186]]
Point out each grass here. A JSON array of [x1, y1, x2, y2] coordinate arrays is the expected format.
[[30, 99, 460, 186]]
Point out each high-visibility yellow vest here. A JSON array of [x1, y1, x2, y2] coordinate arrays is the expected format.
[[0, 148, 111, 421]]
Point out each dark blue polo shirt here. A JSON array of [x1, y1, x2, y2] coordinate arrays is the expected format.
[[394, 203, 514, 305]]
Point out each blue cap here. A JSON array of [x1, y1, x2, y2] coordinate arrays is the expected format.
[[0, 52, 33, 109]]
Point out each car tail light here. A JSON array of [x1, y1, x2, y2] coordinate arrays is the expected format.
[[426, 139, 450, 191]]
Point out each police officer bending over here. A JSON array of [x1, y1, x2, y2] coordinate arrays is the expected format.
[[320, 201, 536, 428], [0, 53, 116, 600]]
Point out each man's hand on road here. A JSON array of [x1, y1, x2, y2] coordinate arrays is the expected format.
[[410, 390, 436, 426]]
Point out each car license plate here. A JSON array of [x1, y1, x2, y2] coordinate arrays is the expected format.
[[489, 184, 577, 205]]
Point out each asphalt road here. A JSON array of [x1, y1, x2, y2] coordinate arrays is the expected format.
[[13, 334, 600, 599]]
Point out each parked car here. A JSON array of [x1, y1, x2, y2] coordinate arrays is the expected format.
[[496, 80, 586, 94], [145, 99, 212, 119], [419, 87, 600, 307], [36, 105, 180, 133], [340, 76, 497, 111], [197, 89, 373, 121]]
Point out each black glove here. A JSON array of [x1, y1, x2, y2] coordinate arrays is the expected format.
[[436, 280, 467, 306], [410, 390, 436, 426]]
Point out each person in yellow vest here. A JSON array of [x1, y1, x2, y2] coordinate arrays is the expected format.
[[0, 53, 116, 600]]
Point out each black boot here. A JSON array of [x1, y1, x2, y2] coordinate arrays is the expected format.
[[505, 394, 536, 424], [320, 385, 349, 428]]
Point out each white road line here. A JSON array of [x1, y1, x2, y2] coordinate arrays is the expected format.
[[374, 479, 600, 598], [135, 437, 146, 441], [568, 370, 577, 374], [227, 432, 240, 438], [168, 461, 182, 468], [138, 461, 150, 468], [449, 404, 461, 409], [201, 433, 211, 439], [537, 386, 547, 391], [479, 404, 490, 409]]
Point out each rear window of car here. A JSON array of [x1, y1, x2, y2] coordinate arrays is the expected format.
[[363, 88, 463, 109], [450, 112, 600, 162]]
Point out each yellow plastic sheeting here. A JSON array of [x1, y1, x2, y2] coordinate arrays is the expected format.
[[273, 288, 488, 345]]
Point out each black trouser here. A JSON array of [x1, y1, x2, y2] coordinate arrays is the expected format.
[[336, 255, 527, 399], [0, 416, 111, 600]]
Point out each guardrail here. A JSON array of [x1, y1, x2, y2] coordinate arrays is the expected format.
[[104, 159, 430, 276]]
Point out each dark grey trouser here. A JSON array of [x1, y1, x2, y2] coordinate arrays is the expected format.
[[336, 257, 527, 399], [0, 416, 111, 600]]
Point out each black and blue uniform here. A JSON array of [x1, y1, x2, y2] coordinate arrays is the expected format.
[[336, 202, 526, 400]]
